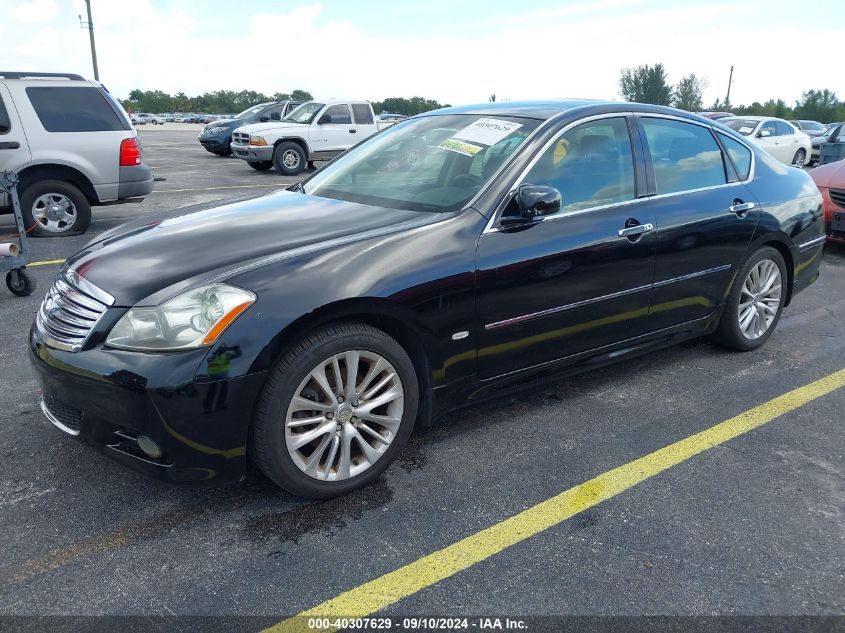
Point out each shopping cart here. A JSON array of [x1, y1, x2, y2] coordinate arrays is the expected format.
[[0, 170, 35, 296]]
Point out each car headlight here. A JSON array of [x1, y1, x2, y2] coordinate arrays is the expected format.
[[206, 126, 227, 133], [250, 135, 267, 146], [106, 283, 256, 351]]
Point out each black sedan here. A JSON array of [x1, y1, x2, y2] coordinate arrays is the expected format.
[[30, 101, 825, 498]]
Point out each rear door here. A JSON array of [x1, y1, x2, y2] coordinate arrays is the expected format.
[[0, 83, 32, 180], [636, 115, 760, 330], [351, 103, 378, 140], [776, 120, 802, 163]]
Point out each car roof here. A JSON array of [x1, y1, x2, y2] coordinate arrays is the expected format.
[[424, 99, 717, 123]]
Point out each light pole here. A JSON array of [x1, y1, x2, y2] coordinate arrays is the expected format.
[[78, 0, 99, 81], [725, 65, 734, 110]]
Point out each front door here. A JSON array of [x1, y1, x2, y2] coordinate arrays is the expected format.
[[636, 116, 760, 329], [476, 116, 656, 379], [311, 104, 357, 154]]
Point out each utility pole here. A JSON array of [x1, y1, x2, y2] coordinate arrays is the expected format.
[[725, 65, 734, 110], [78, 0, 99, 81]]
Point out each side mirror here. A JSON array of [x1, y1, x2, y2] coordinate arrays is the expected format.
[[758, 130, 771, 138], [318, 114, 332, 125], [502, 185, 561, 225]]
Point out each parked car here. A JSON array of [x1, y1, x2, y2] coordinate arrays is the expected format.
[[197, 100, 303, 156], [789, 120, 827, 137], [29, 100, 824, 497], [810, 159, 845, 244], [131, 112, 164, 125], [721, 116, 812, 167], [0, 71, 153, 236], [809, 122, 845, 165], [697, 111, 734, 120], [174, 114, 192, 123], [163, 113, 176, 122], [377, 113, 409, 121], [231, 100, 395, 174]]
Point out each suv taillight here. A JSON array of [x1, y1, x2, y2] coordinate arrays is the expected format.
[[119, 138, 142, 166]]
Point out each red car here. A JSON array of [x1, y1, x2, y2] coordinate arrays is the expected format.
[[810, 159, 845, 244]]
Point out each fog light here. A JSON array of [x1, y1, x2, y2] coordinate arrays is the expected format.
[[137, 435, 162, 459]]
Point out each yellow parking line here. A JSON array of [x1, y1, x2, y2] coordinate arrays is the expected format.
[[265, 367, 845, 633], [27, 259, 65, 267]]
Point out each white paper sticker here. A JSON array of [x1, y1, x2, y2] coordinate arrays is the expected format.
[[739, 126, 754, 134], [453, 117, 522, 146]]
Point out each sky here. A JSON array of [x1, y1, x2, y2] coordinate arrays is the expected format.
[[3, 0, 844, 108]]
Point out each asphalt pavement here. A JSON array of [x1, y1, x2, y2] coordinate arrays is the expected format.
[[0, 129, 843, 632]]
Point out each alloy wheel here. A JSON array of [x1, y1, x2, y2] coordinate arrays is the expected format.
[[285, 350, 404, 481], [282, 149, 301, 169], [31, 193, 78, 233], [738, 259, 782, 340]]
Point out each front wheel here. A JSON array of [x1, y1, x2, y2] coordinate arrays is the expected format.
[[250, 322, 419, 498], [273, 141, 306, 175], [6, 269, 36, 296], [792, 149, 806, 168], [713, 246, 787, 351], [247, 161, 273, 171]]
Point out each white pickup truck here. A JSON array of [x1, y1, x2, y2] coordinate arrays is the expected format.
[[230, 99, 396, 175]]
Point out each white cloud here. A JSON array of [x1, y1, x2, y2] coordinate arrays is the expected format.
[[11, 0, 59, 23]]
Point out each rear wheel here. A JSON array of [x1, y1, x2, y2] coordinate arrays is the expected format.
[[273, 141, 306, 175], [20, 179, 92, 237], [714, 246, 787, 351], [250, 321, 419, 498], [5, 269, 35, 296], [792, 149, 806, 167], [247, 161, 273, 171]]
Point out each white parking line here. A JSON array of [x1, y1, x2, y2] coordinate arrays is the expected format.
[[150, 184, 290, 193]]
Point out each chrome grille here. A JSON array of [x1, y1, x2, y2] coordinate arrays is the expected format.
[[830, 188, 845, 209], [36, 273, 113, 352], [232, 131, 250, 145]]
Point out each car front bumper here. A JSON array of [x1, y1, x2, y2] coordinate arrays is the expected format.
[[28, 325, 267, 486], [820, 188, 845, 243], [231, 143, 273, 162], [198, 130, 233, 152]]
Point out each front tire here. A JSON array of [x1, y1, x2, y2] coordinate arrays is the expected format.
[[247, 161, 273, 171], [250, 322, 419, 498], [713, 246, 787, 351], [273, 141, 306, 175], [20, 179, 92, 237]]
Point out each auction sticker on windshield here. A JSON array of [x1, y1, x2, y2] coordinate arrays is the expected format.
[[439, 138, 484, 157], [453, 117, 523, 146]]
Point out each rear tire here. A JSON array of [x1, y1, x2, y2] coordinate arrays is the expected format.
[[247, 161, 273, 171], [792, 149, 806, 168], [5, 269, 35, 297], [713, 246, 787, 351], [20, 179, 92, 237], [273, 141, 306, 175], [250, 321, 419, 498]]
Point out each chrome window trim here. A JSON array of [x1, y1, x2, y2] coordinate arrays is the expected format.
[[797, 235, 826, 251], [483, 264, 732, 331], [482, 112, 637, 234]]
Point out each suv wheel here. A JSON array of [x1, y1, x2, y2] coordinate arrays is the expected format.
[[247, 161, 273, 171], [20, 180, 92, 237], [250, 321, 419, 498], [273, 142, 306, 175]]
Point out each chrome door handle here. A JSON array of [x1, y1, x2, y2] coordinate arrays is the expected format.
[[618, 223, 654, 237], [730, 202, 755, 214]]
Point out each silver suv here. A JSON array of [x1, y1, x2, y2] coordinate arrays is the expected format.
[[0, 72, 153, 236]]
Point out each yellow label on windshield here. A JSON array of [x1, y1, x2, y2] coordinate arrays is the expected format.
[[439, 138, 483, 157]]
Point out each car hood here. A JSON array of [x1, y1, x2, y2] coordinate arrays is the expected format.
[[233, 122, 304, 136], [810, 160, 845, 189], [66, 191, 442, 306]]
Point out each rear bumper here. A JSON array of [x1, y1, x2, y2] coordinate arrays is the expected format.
[[28, 325, 267, 486], [117, 164, 154, 200], [231, 143, 273, 162]]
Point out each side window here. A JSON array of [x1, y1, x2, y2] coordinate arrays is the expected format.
[[0, 94, 10, 134], [522, 117, 636, 213], [351, 104, 374, 125], [775, 121, 794, 136], [718, 133, 753, 181], [266, 106, 285, 121], [641, 118, 727, 195], [284, 102, 299, 116], [759, 121, 777, 137], [323, 105, 352, 125], [26, 86, 127, 132]]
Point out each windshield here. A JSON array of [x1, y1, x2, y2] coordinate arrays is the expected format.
[[284, 102, 325, 124], [723, 119, 760, 136], [303, 114, 541, 212], [235, 103, 272, 119]]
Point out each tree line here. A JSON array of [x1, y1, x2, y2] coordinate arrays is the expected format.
[[121, 89, 449, 116], [619, 63, 845, 123]]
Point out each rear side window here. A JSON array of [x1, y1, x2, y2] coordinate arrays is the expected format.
[[0, 95, 9, 134], [26, 86, 128, 132], [718, 133, 753, 181], [352, 104, 374, 125], [641, 118, 726, 195], [775, 121, 794, 136]]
